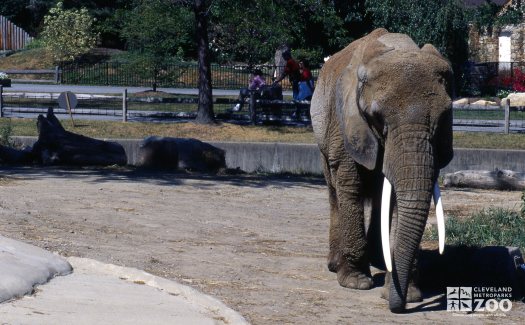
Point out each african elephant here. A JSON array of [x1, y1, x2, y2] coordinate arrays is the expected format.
[[310, 28, 453, 313]]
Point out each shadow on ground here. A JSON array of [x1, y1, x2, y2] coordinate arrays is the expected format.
[[0, 165, 326, 189]]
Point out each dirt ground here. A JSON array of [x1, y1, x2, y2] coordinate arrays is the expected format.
[[0, 167, 524, 324]]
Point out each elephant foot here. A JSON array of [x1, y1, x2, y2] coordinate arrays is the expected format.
[[381, 273, 422, 303], [337, 263, 373, 290], [327, 250, 342, 273]]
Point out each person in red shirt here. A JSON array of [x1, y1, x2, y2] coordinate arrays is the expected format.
[[273, 50, 301, 99], [297, 60, 314, 101]]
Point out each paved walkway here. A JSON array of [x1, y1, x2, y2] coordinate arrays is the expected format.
[[0, 235, 248, 325], [5, 83, 293, 97]]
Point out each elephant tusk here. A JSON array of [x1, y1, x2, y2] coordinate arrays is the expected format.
[[433, 183, 445, 255], [381, 177, 393, 272]]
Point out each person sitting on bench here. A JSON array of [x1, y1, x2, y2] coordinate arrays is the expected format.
[[233, 69, 266, 111]]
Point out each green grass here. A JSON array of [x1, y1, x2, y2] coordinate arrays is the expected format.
[[5, 116, 525, 149], [454, 109, 525, 120], [3, 117, 317, 143], [426, 208, 525, 249], [453, 132, 525, 150]]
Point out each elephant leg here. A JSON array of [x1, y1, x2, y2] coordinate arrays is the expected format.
[[332, 158, 373, 290], [327, 180, 343, 273], [322, 156, 342, 273]]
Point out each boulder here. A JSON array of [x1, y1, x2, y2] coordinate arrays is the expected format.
[[452, 98, 469, 107], [503, 92, 525, 107], [471, 99, 498, 106]]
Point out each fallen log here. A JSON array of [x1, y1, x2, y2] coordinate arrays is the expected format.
[[32, 108, 127, 166], [443, 169, 525, 190], [137, 136, 226, 172], [0, 144, 33, 164]]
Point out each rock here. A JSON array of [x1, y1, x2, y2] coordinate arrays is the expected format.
[[503, 92, 525, 107], [471, 99, 498, 106], [453, 98, 469, 106], [137, 137, 226, 173], [0, 235, 72, 303]]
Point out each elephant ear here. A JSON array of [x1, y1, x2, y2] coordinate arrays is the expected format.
[[335, 40, 393, 170], [335, 63, 378, 170], [422, 43, 454, 168]]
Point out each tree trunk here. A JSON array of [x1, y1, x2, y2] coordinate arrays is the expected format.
[[32, 108, 127, 166], [194, 0, 215, 124], [444, 169, 525, 190]]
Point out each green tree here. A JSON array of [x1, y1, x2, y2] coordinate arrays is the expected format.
[[62, 0, 134, 48], [119, 0, 194, 89], [0, 0, 56, 35], [208, 0, 358, 65], [40, 2, 99, 63], [121, 0, 193, 62], [209, 0, 291, 64], [467, 0, 522, 32], [365, 0, 469, 67]]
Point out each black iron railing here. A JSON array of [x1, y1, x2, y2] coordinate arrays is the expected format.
[[460, 61, 525, 96], [60, 62, 320, 90]]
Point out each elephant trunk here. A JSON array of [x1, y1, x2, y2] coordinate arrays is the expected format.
[[383, 127, 435, 313]]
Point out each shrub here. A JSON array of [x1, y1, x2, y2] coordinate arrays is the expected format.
[[0, 119, 13, 147], [494, 68, 525, 93], [41, 2, 99, 63]]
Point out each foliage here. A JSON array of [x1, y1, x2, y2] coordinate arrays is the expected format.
[[25, 37, 46, 50], [119, 0, 194, 65], [468, 0, 524, 32], [0, 0, 56, 35], [497, 88, 513, 99], [522, 190, 525, 216], [426, 180, 525, 249], [466, 0, 501, 32], [208, 0, 357, 65], [427, 208, 525, 249], [497, 68, 525, 92], [0, 119, 13, 147], [62, 0, 133, 48], [40, 2, 99, 63], [209, 0, 291, 64], [365, 0, 469, 67]]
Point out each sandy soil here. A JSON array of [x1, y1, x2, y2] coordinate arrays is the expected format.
[[0, 167, 524, 324]]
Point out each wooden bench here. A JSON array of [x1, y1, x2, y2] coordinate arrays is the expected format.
[[247, 92, 310, 124]]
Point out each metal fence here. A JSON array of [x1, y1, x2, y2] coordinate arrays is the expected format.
[[460, 61, 525, 96], [0, 16, 32, 51], [0, 90, 312, 125], [453, 107, 524, 133], [60, 62, 319, 90], [2, 89, 524, 131]]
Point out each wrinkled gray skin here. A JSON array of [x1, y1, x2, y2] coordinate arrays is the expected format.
[[310, 28, 453, 313]]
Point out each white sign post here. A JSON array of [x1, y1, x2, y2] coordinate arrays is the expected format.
[[58, 91, 77, 127]]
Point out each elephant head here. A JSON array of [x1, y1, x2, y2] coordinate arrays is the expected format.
[[335, 33, 453, 312]]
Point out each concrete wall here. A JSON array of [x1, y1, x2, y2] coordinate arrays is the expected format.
[[11, 136, 525, 174]]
